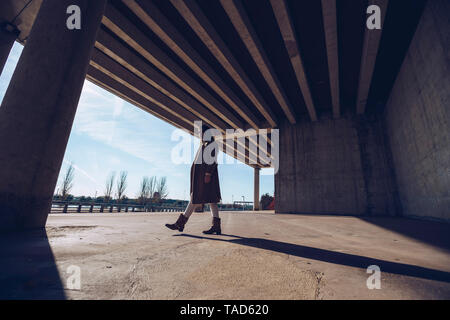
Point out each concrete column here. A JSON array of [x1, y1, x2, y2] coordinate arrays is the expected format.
[[0, 0, 107, 230], [254, 167, 260, 210], [0, 22, 19, 76], [275, 116, 399, 215]]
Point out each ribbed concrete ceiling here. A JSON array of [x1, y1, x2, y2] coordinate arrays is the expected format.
[[0, 0, 427, 168]]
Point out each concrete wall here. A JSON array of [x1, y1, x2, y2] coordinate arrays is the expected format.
[[275, 113, 398, 216], [383, 0, 450, 221]]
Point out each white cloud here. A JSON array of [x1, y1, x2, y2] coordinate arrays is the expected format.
[[63, 159, 101, 188], [73, 80, 181, 175], [112, 96, 123, 117]]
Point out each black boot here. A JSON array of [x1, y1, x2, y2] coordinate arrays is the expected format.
[[203, 217, 221, 235], [165, 214, 188, 232]]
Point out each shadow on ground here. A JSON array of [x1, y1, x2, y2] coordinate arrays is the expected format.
[[175, 233, 450, 283], [360, 217, 450, 251], [0, 229, 66, 300]]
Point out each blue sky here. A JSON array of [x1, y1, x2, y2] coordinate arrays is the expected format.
[[0, 42, 274, 203]]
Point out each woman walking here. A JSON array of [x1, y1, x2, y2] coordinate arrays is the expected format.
[[165, 125, 222, 234]]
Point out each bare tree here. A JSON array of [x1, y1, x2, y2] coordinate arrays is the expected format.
[[138, 176, 150, 204], [104, 171, 116, 201], [138, 176, 157, 204], [116, 171, 128, 202], [60, 163, 75, 200], [148, 176, 156, 200], [156, 176, 168, 199]]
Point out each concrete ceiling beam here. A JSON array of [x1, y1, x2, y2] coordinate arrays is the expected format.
[[87, 66, 193, 133], [102, 4, 244, 129], [170, 0, 278, 128], [220, 0, 297, 124], [125, 0, 261, 130], [270, 0, 318, 122], [95, 29, 229, 131], [321, 0, 340, 118], [90, 50, 201, 128], [356, 0, 389, 115]]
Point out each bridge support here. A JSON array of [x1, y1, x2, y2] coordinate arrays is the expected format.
[[275, 115, 399, 215], [254, 167, 260, 211], [0, 0, 107, 231]]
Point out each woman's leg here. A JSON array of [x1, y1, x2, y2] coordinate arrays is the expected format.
[[165, 201, 198, 231], [209, 203, 220, 218], [183, 201, 199, 219], [203, 203, 221, 235]]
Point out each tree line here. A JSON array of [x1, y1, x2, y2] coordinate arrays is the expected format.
[[57, 163, 169, 203]]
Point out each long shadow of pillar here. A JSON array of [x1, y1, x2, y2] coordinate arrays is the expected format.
[[0, 230, 65, 299], [360, 216, 450, 251]]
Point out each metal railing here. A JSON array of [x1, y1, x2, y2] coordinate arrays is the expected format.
[[51, 200, 255, 214], [51, 200, 185, 214]]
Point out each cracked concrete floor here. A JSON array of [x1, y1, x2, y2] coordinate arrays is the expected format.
[[1, 211, 449, 299]]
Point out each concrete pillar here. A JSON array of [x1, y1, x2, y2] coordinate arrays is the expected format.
[[0, 22, 19, 76], [0, 0, 107, 230], [254, 167, 260, 210], [275, 116, 398, 215]]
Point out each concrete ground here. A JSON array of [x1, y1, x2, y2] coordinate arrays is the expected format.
[[1, 211, 449, 300]]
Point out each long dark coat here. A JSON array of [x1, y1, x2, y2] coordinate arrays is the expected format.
[[190, 141, 221, 204]]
